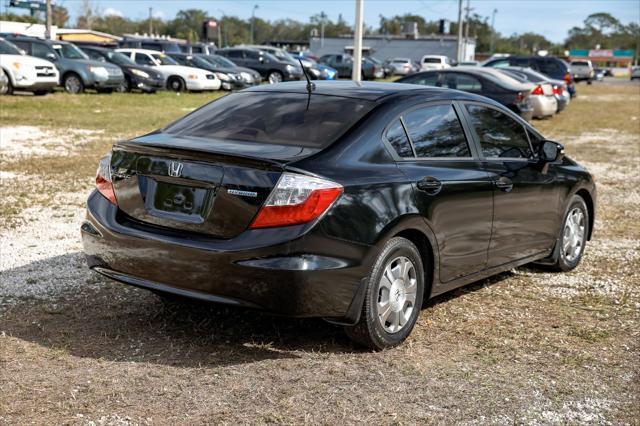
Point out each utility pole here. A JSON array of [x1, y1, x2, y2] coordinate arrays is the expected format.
[[352, 0, 364, 82], [148, 7, 153, 36], [320, 11, 327, 48], [456, 0, 463, 63], [45, 0, 52, 39], [250, 4, 259, 44], [490, 8, 497, 54], [218, 9, 226, 47], [463, 0, 473, 61]]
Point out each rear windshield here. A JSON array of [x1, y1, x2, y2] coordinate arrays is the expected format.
[[571, 61, 589, 66], [164, 92, 375, 148], [423, 58, 442, 63]]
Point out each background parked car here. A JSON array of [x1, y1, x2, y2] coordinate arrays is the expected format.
[[388, 58, 414, 76], [631, 66, 640, 81], [396, 67, 534, 121], [593, 68, 605, 81], [195, 54, 262, 86], [420, 55, 452, 71], [498, 66, 570, 113], [570, 60, 595, 84], [367, 56, 393, 78], [6, 35, 123, 94], [218, 47, 302, 83], [483, 55, 576, 97], [0, 37, 58, 95], [495, 68, 557, 118], [179, 42, 216, 55], [317, 53, 377, 79], [119, 36, 182, 53], [288, 50, 337, 80], [168, 53, 248, 90], [81, 46, 164, 93], [117, 48, 220, 92]]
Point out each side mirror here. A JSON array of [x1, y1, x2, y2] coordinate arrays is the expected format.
[[46, 52, 57, 61], [539, 140, 564, 163]]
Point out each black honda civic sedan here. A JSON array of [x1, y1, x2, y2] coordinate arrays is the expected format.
[[82, 81, 596, 349]]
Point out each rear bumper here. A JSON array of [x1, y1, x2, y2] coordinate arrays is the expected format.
[[81, 191, 369, 320], [531, 95, 557, 118]]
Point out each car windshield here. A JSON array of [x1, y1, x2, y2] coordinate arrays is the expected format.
[[151, 53, 179, 65], [190, 56, 213, 69], [105, 51, 135, 66], [164, 92, 375, 148], [208, 55, 237, 68], [53, 43, 88, 59], [0, 39, 23, 55]]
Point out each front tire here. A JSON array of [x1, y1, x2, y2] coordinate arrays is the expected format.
[[63, 73, 84, 94], [1, 70, 13, 95], [345, 237, 425, 350], [550, 195, 589, 271], [167, 76, 186, 92], [267, 71, 283, 84]]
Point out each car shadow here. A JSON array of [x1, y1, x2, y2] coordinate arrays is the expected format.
[[1, 252, 528, 366]]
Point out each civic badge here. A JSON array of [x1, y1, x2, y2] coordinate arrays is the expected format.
[[168, 161, 184, 177]]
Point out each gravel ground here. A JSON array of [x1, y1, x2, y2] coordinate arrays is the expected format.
[[0, 84, 638, 424]]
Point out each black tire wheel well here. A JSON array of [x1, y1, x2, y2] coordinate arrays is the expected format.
[[394, 228, 434, 300], [575, 189, 594, 240]]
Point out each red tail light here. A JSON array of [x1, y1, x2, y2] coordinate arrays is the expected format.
[[96, 153, 117, 205], [531, 84, 544, 95], [250, 173, 343, 229], [515, 91, 527, 104], [552, 85, 562, 95]]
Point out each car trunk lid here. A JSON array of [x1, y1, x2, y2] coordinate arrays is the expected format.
[[109, 134, 307, 238]]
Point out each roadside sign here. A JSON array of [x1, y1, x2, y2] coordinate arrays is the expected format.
[[8, 0, 54, 12]]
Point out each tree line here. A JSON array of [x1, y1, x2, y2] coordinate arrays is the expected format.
[[1, 6, 638, 57]]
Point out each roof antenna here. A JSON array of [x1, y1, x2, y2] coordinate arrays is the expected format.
[[298, 58, 315, 111]]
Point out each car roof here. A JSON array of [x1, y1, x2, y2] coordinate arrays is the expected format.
[[241, 80, 490, 103], [116, 48, 166, 54], [6, 35, 68, 45]]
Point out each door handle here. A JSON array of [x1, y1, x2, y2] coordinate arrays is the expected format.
[[417, 176, 443, 195], [494, 177, 514, 192]]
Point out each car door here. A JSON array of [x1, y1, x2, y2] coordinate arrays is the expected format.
[[225, 50, 247, 67], [385, 102, 494, 283], [460, 102, 561, 267]]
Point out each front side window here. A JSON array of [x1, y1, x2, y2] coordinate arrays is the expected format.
[[402, 105, 471, 158], [151, 53, 178, 65], [134, 53, 155, 66], [385, 120, 413, 157], [32, 42, 56, 59], [465, 104, 532, 159]]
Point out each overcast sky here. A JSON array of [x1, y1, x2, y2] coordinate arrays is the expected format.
[[4, 0, 640, 43]]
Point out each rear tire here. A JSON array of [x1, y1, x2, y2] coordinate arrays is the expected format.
[[345, 237, 425, 350], [548, 195, 589, 272]]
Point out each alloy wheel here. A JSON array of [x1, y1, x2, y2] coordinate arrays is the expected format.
[[268, 72, 283, 84], [562, 207, 585, 262], [377, 256, 417, 333], [65, 76, 81, 94]]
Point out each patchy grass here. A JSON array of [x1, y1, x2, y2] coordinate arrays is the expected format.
[[1, 82, 639, 424]]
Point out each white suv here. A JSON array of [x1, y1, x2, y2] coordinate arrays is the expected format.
[[0, 38, 59, 95], [116, 48, 220, 92], [420, 55, 452, 71]]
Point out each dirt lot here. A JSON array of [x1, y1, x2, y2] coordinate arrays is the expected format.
[[1, 82, 639, 424]]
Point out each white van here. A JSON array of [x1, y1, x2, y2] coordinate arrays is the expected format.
[[420, 55, 451, 71]]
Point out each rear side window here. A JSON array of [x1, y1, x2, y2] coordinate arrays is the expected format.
[[385, 120, 413, 157], [442, 73, 481, 92], [537, 59, 563, 75], [227, 50, 243, 58], [403, 73, 439, 86], [164, 92, 374, 149], [465, 104, 532, 158], [402, 105, 471, 158]]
